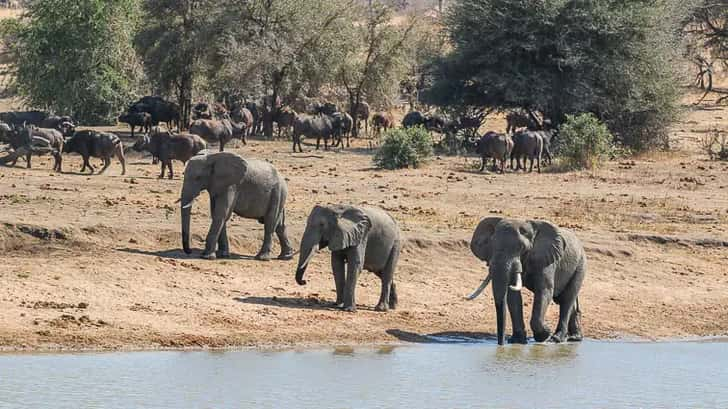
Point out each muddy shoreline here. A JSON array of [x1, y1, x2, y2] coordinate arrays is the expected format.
[[1, 94, 728, 352]]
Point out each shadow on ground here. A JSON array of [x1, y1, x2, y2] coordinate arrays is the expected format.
[[387, 329, 497, 344], [116, 247, 256, 261]]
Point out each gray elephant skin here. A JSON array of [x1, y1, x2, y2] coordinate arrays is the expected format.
[[468, 217, 586, 345], [294, 205, 401, 312], [180, 152, 294, 261]]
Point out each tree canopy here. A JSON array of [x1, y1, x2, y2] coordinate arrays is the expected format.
[[425, 0, 690, 149], [10, 0, 141, 124]]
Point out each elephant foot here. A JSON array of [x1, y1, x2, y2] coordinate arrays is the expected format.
[[548, 333, 566, 343], [278, 250, 295, 260], [567, 332, 583, 342], [508, 331, 528, 344], [374, 302, 389, 312], [200, 252, 217, 260], [255, 252, 272, 261], [329, 301, 344, 309], [216, 251, 230, 259], [533, 329, 552, 343], [341, 304, 356, 313]]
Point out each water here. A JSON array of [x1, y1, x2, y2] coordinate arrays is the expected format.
[[1, 340, 726, 408]]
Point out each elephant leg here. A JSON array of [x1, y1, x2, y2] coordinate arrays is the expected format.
[[507, 289, 527, 344], [375, 245, 399, 312], [202, 189, 235, 259], [389, 282, 398, 309], [331, 252, 346, 307], [552, 267, 585, 343], [275, 210, 294, 260], [216, 222, 230, 258], [530, 286, 554, 342], [342, 246, 364, 312], [255, 208, 277, 261], [568, 297, 583, 342]]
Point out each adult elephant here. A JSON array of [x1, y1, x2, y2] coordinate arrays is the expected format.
[[467, 217, 586, 345], [180, 152, 294, 261], [294, 205, 401, 312]]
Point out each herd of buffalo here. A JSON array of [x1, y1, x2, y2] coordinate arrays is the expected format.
[[0, 95, 556, 177]]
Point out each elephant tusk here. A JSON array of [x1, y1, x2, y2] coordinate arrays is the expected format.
[[466, 273, 492, 300], [509, 272, 523, 292], [181, 201, 193, 209]]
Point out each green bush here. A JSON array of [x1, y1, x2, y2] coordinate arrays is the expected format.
[[558, 113, 615, 170], [373, 126, 433, 169]]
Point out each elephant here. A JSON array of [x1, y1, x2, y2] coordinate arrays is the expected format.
[[291, 114, 335, 152], [475, 131, 513, 173], [467, 217, 586, 345], [180, 151, 294, 261], [294, 205, 401, 312], [511, 130, 544, 173]]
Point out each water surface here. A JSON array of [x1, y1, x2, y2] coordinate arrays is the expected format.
[[1, 340, 726, 408]]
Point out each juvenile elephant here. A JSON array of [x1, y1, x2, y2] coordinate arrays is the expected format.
[[475, 131, 513, 173], [180, 152, 294, 261], [467, 217, 586, 345], [63, 130, 126, 175], [294, 205, 401, 312]]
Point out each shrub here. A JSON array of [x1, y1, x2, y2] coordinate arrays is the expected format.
[[373, 126, 433, 169], [558, 113, 615, 170]]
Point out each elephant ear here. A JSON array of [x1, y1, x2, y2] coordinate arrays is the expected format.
[[527, 220, 565, 270], [470, 217, 502, 262], [208, 152, 247, 195], [329, 207, 372, 251]]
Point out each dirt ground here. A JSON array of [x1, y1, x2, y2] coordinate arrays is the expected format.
[[0, 88, 726, 352]]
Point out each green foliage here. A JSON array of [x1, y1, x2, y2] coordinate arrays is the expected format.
[[374, 126, 433, 169], [12, 0, 141, 124], [340, 2, 418, 120], [426, 0, 688, 151], [558, 113, 614, 170]]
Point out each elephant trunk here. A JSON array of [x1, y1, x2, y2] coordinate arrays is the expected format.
[[295, 230, 320, 286], [180, 187, 199, 255], [181, 204, 192, 254], [490, 258, 511, 345]]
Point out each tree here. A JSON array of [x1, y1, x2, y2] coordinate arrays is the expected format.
[[10, 0, 140, 124], [339, 2, 417, 136], [427, 0, 691, 150], [212, 0, 356, 137], [135, 0, 220, 128]]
